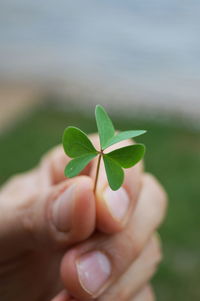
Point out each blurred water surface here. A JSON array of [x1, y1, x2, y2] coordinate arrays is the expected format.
[[0, 0, 200, 117]]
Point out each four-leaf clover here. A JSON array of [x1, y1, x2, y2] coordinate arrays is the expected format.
[[62, 105, 146, 192]]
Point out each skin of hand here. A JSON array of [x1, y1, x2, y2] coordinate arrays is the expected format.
[[0, 135, 167, 301]]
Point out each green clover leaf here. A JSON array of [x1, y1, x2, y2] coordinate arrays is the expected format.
[[103, 155, 124, 190], [63, 126, 97, 157], [62, 105, 146, 192], [106, 144, 145, 168], [95, 105, 115, 149], [65, 153, 97, 178]]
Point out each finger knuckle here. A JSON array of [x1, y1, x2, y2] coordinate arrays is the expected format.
[[117, 228, 143, 261]]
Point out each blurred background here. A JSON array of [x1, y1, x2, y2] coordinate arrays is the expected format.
[[0, 1, 200, 300]]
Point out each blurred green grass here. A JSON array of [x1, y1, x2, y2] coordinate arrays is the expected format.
[[0, 103, 199, 300]]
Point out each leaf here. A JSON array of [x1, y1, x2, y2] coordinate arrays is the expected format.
[[95, 105, 115, 149], [104, 130, 146, 149], [65, 153, 97, 178], [63, 126, 97, 158], [103, 155, 124, 190], [107, 144, 145, 168]]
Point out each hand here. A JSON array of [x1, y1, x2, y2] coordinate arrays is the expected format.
[[0, 135, 167, 301]]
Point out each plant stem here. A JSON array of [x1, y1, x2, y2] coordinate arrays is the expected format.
[[93, 153, 102, 195]]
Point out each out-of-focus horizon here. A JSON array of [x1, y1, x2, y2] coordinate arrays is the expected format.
[[0, 0, 200, 128]]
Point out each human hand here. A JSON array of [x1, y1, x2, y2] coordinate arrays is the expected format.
[[0, 135, 167, 301]]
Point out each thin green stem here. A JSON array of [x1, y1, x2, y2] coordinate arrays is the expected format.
[[93, 153, 102, 195]]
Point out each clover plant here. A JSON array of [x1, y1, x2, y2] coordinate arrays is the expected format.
[[62, 105, 146, 194]]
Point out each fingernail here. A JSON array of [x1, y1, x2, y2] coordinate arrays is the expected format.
[[52, 184, 76, 232], [76, 251, 111, 296], [103, 186, 130, 221]]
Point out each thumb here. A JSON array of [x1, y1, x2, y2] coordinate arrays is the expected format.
[[0, 175, 96, 255], [34, 176, 96, 249]]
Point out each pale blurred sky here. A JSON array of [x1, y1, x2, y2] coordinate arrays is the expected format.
[[0, 0, 200, 117]]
